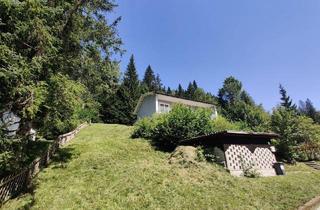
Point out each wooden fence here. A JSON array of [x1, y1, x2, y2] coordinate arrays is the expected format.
[[0, 123, 88, 204]]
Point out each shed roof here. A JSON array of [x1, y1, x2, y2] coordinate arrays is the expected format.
[[180, 130, 280, 145]]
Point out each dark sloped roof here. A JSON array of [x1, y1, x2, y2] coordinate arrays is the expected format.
[[180, 130, 280, 145]]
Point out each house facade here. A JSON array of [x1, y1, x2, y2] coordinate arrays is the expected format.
[[134, 92, 218, 119]]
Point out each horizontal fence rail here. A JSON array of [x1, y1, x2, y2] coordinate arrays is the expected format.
[[0, 123, 88, 205]]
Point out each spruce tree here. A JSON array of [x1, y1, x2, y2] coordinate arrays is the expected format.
[[299, 99, 319, 123], [177, 84, 184, 97], [192, 80, 198, 90], [104, 55, 141, 125], [167, 87, 172, 95], [123, 55, 140, 97], [279, 84, 297, 111], [154, 74, 162, 91], [142, 65, 156, 91], [186, 81, 197, 99]]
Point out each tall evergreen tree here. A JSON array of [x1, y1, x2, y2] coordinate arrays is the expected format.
[[142, 65, 156, 91], [166, 87, 172, 95], [102, 55, 141, 125], [186, 82, 196, 99], [299, 99, 320, 123], [177, 84, 184, 97], [154, 74, 162, 91], [279, 84, 297, 111], [192, 80, 198, 90], [123, 55, 140, 97]]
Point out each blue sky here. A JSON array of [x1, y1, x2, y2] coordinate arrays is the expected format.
[[111, 0, 320, 111]]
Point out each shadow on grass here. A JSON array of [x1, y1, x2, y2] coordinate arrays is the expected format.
[[50, 147, 77, 169], [1, 147, 76, 209]]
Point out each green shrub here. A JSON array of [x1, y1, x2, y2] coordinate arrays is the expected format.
[[133, 104, 214, 149], [211, 116, 241, 132], [271, 107, 320, 161], [132, 116, 159, 139]]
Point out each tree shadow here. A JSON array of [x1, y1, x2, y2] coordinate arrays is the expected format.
[[147, 139, 176, 153], [50, 147, 77, 169]]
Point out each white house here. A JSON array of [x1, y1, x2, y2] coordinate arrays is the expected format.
[[134, 92, 218, 119]]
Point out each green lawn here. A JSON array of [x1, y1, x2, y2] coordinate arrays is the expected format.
[[3, 124, 320, 210]]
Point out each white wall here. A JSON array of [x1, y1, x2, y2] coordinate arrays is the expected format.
[[0, 111, 21, 136], [137, 95, 157, 119]]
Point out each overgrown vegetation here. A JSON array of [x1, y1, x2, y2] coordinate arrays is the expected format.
[[134, 78, 320, 163], [0, 0, 122, 174], [271, 107, 320, 161], [3, 124, 320, 210], [133, 104, 214, 150]]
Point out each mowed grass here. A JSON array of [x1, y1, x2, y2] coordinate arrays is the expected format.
[[3, 124, 320, 210]]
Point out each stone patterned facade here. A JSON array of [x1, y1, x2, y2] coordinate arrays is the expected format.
[[224, 144, 277, 176]]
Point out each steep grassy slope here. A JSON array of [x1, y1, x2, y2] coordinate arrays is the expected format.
[[3, 124, 320, 210]]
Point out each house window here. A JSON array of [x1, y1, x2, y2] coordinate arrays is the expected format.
[[158, 103, 170, 113]]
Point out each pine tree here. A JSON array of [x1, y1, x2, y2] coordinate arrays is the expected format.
[[177, 84, 184, 97], [299, 99, 319, 123], [154, 74, 162, 91], [192, 80, 198, 90], [142, 65, 156, 91], [123, 55, 140, 97], [103, 55, 141, 124], [186, 82, 194, 99], [167, 87, 172, 95], [279, 84, 297, 111]]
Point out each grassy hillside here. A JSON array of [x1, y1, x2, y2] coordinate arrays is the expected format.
[[3, 124, 320, 210]]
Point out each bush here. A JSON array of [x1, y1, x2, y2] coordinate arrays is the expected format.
[[271, 107, 320, 161], [133, 104, 214, 150], [211, 116, 241, 132], [132, 116, 159, 139]]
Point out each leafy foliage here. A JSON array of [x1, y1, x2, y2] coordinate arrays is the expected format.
[[271, 107, 320, 161], [133, 105, 246, 150], [211, 116, 241, 132], [218, 76, 270, 132], [133, 104, 214, 150]]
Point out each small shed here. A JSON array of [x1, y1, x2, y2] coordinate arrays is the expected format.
[[180, 131, 280, 176]]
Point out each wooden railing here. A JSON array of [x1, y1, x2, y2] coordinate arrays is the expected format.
[[0, 123, 87, 205]]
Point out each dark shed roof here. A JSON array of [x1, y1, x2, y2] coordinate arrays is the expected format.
[[180, 130, 280, 146]]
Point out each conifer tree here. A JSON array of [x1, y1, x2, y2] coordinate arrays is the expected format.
[[192, 80, 198, 90], [142, 65, 156, 91], [279, 84, 297, 111], [167, 87, 172, 95], [103, 55, 141, 125], [186, 82, 195, 99], [154, 74, 162, 91], [123, 55, 140, 97], [177, 84, 184, 97], [299, 99, 320, 123]]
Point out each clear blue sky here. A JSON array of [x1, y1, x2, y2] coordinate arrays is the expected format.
[[111, 0, 320, 111]]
